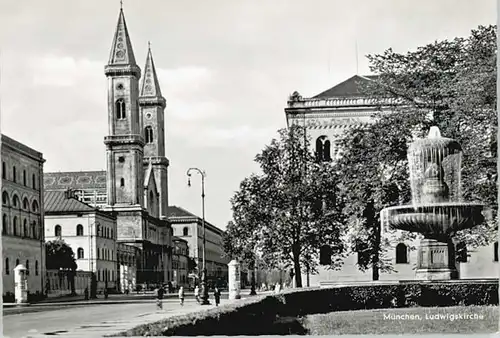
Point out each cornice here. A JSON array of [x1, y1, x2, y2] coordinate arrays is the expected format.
[[104, 64, 141, 78], [138, 96, 166, 108], [104, 135, 145, 148]]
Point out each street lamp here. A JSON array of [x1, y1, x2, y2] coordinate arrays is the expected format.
[[187, 168, 210, 305]]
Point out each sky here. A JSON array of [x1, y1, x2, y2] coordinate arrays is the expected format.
[[0, 0, 495, 230]]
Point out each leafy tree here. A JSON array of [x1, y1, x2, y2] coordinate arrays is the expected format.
[[336, 24, 497, 278], [187, 257, 198, 274], [45, 239, 77, 294], [227, 125, 346, 287]]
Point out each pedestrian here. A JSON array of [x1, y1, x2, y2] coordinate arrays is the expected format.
[[155, 286, 165, 310], [178, 286, 185, 306], [84, 287, 89, 300], [214, 287, 221, 307], [194, 285, 200, 304]]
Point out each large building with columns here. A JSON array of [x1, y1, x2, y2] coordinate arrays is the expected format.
[[2, 134, 46, 300], [285, 75, 499, 285]]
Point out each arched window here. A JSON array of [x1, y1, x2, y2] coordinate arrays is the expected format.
[[76, 224, 84, 236], [2, 191, 9, 205], [55, 225, 62, 237], [31, 221, 36, 239], [23, 197, 29, 210], [12, 166, 16, 182], [32, 173, 36, 189], [120, 178, 125, 187], [35, 260, 39, 276], [494, 242, 499, 262], [13, 216, 18, 236], [116, 98, 126, 119], [23, 219, 28, 237], [77, 248, 84, 259], [183, 227, 189, 236], [2, 214, 7, 235], [23, 170, 26, 186], [13, 195, 19, 208], [145, 126, 154, 143], [5, 258, 9, 275], [2, 162, 5, 179], [319, 245, 332, 265], [456, 242, 467, 263], [32, 200, 39, 213], [315, 136, 332, 162], [26, 260, 29, 275], [395, 243, 408, 263]]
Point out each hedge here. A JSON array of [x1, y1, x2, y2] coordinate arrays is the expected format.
[[110, 280, 498, 337]]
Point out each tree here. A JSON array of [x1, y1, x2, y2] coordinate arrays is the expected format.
[[187, 257, 198, 274], [45, 239, 78, 295], [336, 24, 497, 278], [227, 125, 346, 287]]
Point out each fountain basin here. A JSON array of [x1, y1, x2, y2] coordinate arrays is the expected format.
[[384, 202, 484, 240]]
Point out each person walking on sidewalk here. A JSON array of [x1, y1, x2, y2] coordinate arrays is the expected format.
[[178, 286, 185, 306], [155, 285, 165, 310], [214, 287, 221, 307], [194, 285, 200, 304]]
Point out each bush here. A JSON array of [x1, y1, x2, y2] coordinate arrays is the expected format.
[[112, 280, 498, 336]]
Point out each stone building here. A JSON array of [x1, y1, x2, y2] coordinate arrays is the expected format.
[[1, 134, 45, 300], [172, 236, 189, 288], [117, 242, 139, 292], [44, 190, 118, 291], [285, 75, 499, 285], [167, 206, 229, 285]]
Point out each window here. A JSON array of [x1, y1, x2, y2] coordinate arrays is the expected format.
[[31, 221, 37, 239], [35, 260, 39, 276], [26, 260, 29, 275], [395, 243, 408, 264], [13, 195, 19, 208], [2, 162, 5, 179], [77, 248, 84, 259], [111, 229, 114, 239], [494, 242, 498, 262], [55, 225, 62, 237], [2, 214, 7, 235], [145, 126, 154, 143], [23, 198, 29, 210], [12, 166, 16, 183], [183, 227, 189, 236], [32, 200, 39, 213], [456, 242, 467, 263], [319, 245, 332, 265], [76, 224, 84, 236], [120, 178, 125, 187], [2, 191, 8, 205], [23, 219, 28, 237], [32, 173, 36, 189], [23, 170, 26, 186], [15, 258, 19, 266], [13, 216, 17, 236], [315, 136, 332, 162], [5, 258, 9, 275], [97, 248, 100, 259], [116, 98, 126, 119]]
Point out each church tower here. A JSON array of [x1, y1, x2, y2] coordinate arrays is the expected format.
[[139, 45, 170, 218], [104, 8, 144, 207]]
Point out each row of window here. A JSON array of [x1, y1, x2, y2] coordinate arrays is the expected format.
[[2, 214, 40, 239], [118, 254, 135, 265], [96, 268, 115, 282], [319, 242, 500, 265], [172, 261, 187, 270], [2, 191, 40, 212], [5, 258, 39, 276], [114, 99, 155, 145], [2, 162, 38, 189], [74, 247, 116, 261], [53, 224, 114, 239]]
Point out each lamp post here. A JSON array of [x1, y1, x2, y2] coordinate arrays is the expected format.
[[187, 168, 210, 305]]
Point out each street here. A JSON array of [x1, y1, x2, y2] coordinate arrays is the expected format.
[[3, 297, 227, 338]]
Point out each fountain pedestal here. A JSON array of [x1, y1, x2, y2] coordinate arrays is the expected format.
[[415, 239, 458, 280]]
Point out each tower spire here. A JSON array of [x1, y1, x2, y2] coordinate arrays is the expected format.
[[107, 6, 137, 67], [140, 43, 164, 102]]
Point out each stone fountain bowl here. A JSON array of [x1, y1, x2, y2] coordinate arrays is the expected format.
[[384, 202, 484, 240]]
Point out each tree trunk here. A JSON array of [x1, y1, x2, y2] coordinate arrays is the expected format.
[[292, 247, 302, 288], [372, 221, 381, 281]]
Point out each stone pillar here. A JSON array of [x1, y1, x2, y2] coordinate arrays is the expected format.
[[228, 260, 241, 300], [415, 238, 458, 280], [14, 264, 28, 304]]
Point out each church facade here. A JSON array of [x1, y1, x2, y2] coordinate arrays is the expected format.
[[285, 75, 498, 285]]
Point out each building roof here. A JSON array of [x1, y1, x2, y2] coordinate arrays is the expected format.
[[108, 8, 137, 66], [1, 134, 45, 162], [44, 190, 97, 213], [313, 75, 379, 99], [140, 46, 163, 98], [44, 171, 107, 191], [167, 205, 225, 235]]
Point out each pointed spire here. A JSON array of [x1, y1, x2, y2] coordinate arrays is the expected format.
[[108, 7, 137, 66], [140, 43, 163, 98]]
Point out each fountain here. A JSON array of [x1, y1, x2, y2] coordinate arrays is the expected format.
[[382, 126, 484, 280]]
